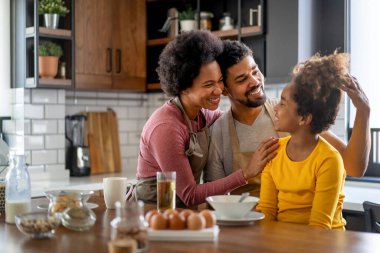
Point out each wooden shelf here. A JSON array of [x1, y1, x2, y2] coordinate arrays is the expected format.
[[26, 27, 72, 39], [147, 82, 161, 90], [26, 77, 72, 87], [147, 26, 262, 46]]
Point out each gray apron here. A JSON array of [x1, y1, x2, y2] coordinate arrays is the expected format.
[[228, 110, 261, 197], [135, 97, 209, 208]]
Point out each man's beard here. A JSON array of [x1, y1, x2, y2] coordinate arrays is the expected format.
[[237, 89, 267, 108]]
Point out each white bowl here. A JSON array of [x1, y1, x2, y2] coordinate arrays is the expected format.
[[206, 195, 259, 219]]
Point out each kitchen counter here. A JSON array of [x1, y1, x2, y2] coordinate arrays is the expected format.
[[2, 196, 380, 253]]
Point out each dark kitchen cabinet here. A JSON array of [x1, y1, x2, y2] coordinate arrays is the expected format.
[[75, 0, 146, 91], [12, 0, 74, 89], [146, 0, 265, 91], [265, 0, 345, 84]]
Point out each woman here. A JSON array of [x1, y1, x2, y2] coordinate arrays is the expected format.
[[135, 31, 276, 207]]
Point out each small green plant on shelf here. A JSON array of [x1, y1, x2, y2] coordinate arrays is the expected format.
[[179, 5, 195, 21], [39, 41, 63, 57], [38, 0, 69, 16]]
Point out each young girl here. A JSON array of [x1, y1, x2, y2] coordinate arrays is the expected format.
[[256, 53, 348, 230]]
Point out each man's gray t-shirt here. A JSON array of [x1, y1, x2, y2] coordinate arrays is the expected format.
[[205, 99, 280, 181]]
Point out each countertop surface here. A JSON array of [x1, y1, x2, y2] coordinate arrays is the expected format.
[[2, 196, 380, 253], [31, 174, 380, 212]]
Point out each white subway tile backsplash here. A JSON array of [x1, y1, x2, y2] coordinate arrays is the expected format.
[[111, 107, 128, 119], [128, 132, 141, 145], [45, 164, 65, 171], [58, 149, 65, 164], [119, 119, 138, 132], [32, 120, 57, 134], [32, 89, 57, 104], [31, 150, 57, 165], [25, 104, 44, 119], [13, 104, 24, 120], [121, 145, 139, 159], [97, 98, 118, 106], [24, 120, 31, 134], [65, 105, 86, 115], [58, 90, 66, 104], [127, 107, 147, 119], [119, 132, 128, 145], [45, 104, 65, 119], [75, 98, 98, 106], [24, 135, 44, 150], [45, 135, 65, 149], [58, 119, 65, 134], [27, 164, 45, 173], [97, 92, 118, 98], [24, 89, 30, 104]]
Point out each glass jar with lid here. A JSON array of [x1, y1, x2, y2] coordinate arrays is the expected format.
[[219, 12, 234, 31], [110, 201, 148, 252], [199, 11, 214, 30]]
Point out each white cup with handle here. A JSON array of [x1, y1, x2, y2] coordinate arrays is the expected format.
[[103, 177, 134, 209]]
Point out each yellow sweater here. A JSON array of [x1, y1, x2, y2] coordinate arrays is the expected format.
[[257, 136, 346, 229]]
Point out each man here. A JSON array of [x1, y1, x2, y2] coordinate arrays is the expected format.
[[205, 40, 370, 195]]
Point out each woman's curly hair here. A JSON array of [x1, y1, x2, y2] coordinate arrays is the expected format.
[[292, 52, 349, 134], [156, 30, 223, 97]]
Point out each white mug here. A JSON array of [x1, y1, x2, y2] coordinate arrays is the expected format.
[[103, 177, 134, 209]]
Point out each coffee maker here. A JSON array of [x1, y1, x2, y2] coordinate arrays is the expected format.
[[65, 114, 91, 176]]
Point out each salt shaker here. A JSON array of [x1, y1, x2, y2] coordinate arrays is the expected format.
[[110, 201, 148, 252]]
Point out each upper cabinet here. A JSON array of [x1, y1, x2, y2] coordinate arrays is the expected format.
[[265, 0, 345, 84], [75, 0, 146, 91], [146, 0, 265, 91], [12, 0, 74, 89]]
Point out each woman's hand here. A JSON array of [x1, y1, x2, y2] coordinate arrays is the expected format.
[[242, 137, 279, 180]]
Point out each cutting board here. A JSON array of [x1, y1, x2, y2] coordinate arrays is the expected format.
[[83, 110, 121, 174]]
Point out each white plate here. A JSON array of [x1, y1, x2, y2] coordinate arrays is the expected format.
[[37, 202, 99, 210], [148, 226, 219, 242], [216, 211, 265, 226]]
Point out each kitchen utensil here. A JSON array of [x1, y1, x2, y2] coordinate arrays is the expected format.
[[84, 110, 121, 175], [65, 114, 91, 176], [238, 192, 250, 203]]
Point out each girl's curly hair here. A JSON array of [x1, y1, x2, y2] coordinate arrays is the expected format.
[[156, 30, 223, 97], [292, 52, 349, 134]]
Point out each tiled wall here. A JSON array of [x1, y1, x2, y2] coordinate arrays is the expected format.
[[3, 85, 346, 181]]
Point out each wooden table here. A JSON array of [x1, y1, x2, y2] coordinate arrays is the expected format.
[[1, 196, 380, 253]]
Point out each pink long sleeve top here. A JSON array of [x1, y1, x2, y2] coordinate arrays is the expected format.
[[137, 101, 247, 206]]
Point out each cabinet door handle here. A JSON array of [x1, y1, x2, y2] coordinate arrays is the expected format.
[[106, 48, 112, 73], [116, 49, 122, 74]]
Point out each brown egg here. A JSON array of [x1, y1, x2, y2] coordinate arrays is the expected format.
[[187, 213, 206, 230], [179, 209, 194, 225], [200, 210, 216, 228], [150, 213, 167, 230], [168, 212, 186, 230], [145, 209, 159, 225], [163, 209, 178, 219]]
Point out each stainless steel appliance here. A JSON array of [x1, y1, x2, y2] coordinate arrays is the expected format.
[[65, 114, 91, 176]]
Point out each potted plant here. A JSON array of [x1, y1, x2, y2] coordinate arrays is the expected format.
[[38, 0, 70, 29], [179, 5, 195, 32], [38, 41, 63, 79]]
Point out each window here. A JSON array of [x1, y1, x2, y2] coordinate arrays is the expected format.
[[349, 0, 380, 178]]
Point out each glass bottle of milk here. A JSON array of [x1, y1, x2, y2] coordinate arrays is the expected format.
[[5, 154, 31, 224]]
